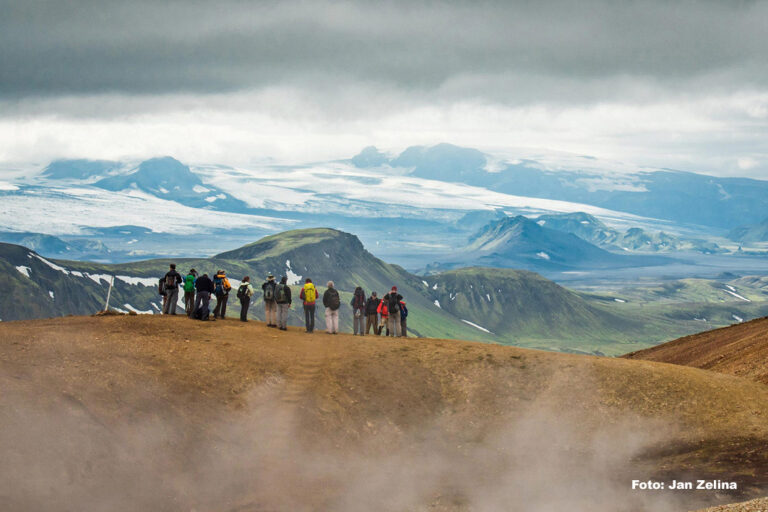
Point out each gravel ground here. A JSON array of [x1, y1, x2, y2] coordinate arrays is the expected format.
[[693, 497, 768, 511]]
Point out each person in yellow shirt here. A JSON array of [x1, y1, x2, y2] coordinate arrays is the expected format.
[[299, 278, 318, 333]]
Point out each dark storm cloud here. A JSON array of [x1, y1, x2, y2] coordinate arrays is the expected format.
[[1, 0, 767, 102]]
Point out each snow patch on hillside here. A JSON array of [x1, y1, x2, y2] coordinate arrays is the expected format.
[[724, 289, 750, 302], [285, 259, 302, 285], [732, 314, 744, 323], [86, 273, 112, 285], [434, 300, 441, 308], [115, 275, 157, 287], [15, 265, 31, 278], [461, 319, 493, 334], [49, 291, 54, 300], [29, 253, 70, 274]]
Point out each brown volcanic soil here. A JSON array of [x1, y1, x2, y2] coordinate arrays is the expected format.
[[624, 317, 768, 385], [1, 315, 768, 511], [692, 497, 768, 511]]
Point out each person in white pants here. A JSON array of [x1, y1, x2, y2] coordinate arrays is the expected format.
[[323, 280, 340, 334]]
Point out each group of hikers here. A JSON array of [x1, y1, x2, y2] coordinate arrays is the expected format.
[[159, 264, 409, 337]]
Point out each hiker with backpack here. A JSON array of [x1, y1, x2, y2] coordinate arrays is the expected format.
[[262, 274, 278, 327], [383, 286, 403, 337], [237, 276, 254, 322], [323, 281, 341, 334], [275, 276, 292, 331], [162, 263, 183, 315], [351, 286, 366, 335], [299, 278, 318, 333], [365, 291, 381, 335], [400, 300, 408, 337], [212, 270, 232, 320], [183, 268, 198, 317], [193, 272, 215, 321], [158, 277, 167, 312]]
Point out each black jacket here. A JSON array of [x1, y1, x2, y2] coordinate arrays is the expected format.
[[323, 288, 340, 310], [365, 297, 381, 315], [195, 275, 215, 293]]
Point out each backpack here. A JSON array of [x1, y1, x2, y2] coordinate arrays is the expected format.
[[158, 280, 165, 296], [183, 274, 195, 292], [193, 304, 209, 321], [303, 285, 316, 303], [275, 284, 288, 303], [237, 284, 249, 302], [387, 293, 400, 313], [164, 273, 176, 289], [353, 290, 365, 309], [326, 289, 340, 310], [264, 282, 275, 301], [214, 276, 224, 295]]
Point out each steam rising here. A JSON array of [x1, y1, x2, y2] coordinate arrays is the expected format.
[[0, 371, 699, 512]]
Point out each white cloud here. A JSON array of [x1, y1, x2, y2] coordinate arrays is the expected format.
[[1, 89, 766, 179]]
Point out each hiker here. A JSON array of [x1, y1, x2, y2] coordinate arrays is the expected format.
[[383, 286, 403, 337], [275, 276, 292, 331], [193, 272, 215, 321], [183, 268, 198, 317], [365, 291, 380, 335], [351, 286, 366, 335], [162, 263, 183, 315], [400, 299, 408, 337], [262, 274, 278, 327], [158, 277, 167, 312], [323, 281, 341, 334], [377, 298, 389, 336], [212, 270, 231, 319], [299, 278, 318, 333], [237, 276, 254, 322]]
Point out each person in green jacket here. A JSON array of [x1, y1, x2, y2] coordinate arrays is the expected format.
[[237, 276, 255, 322], [183, 268, 198, 317]]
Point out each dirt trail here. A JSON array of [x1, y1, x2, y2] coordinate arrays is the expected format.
[[1, 315, 767, 511]]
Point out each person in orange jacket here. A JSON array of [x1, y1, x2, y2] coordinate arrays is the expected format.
[[376, 298, 389, 336], [212, 270, 232, 320]]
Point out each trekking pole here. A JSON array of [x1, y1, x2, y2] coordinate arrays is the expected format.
[[104, 275, 114, 312]]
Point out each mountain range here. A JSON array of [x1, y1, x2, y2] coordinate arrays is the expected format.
[[2, 227, 765, 355], [353, 143, 768, 229]]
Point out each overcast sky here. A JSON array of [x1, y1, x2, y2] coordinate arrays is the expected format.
[[1, 0, 767, 177]]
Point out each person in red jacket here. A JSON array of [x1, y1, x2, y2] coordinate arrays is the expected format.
[[376, 298, 389, 336]]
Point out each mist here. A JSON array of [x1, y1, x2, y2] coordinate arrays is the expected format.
[[0, 371, 706, 512]]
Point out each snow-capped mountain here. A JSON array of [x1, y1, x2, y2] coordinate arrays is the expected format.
[[1, 143, 766, 273]]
